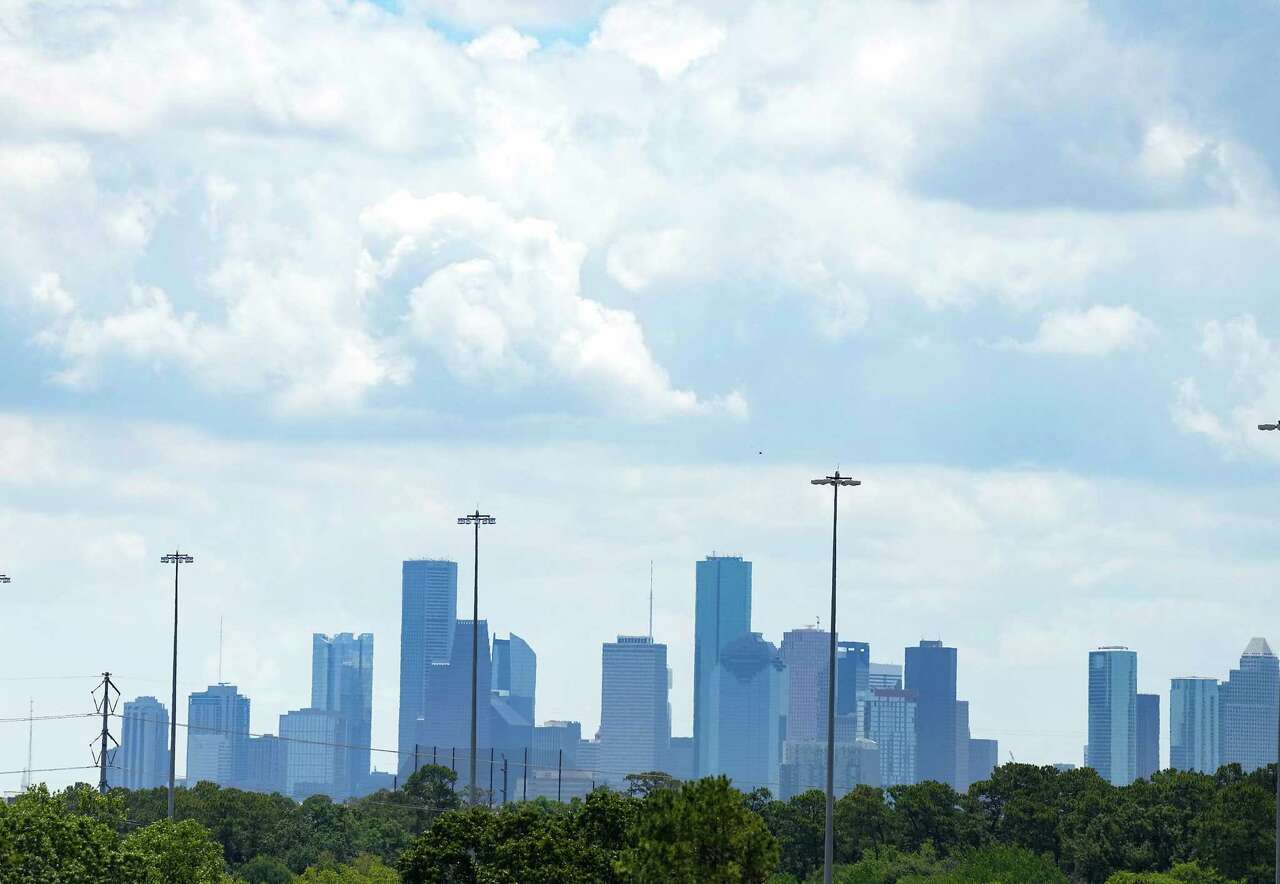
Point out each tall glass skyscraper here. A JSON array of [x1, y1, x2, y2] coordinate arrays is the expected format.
[[1220, 637, 1279, 773], [492, 632, 537, 725], [399, 559, 458, 776], [312, 632, 374, 796], [1170, 677, 1219, 773], [1137, 693, 1159, 780], [279, 708, 343, 799], [598, 635, 670, 784], [186, 684, 250, 789], [119, 696, 168, 790], [905, 640, 958, 788], [1086, 646, 1137, 786], [693, 555, 752, 777], [836, 641, 870, 717], [781, 627, 829, 743], [417, 619, 492, 766], [712, 632, 785, 792], [863, 687, 917, 787]]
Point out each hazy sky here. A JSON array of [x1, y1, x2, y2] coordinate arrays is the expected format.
[[4, 0, 1280, 791]]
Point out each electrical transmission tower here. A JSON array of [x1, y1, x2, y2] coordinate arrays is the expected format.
[[91, 672, 120, 794]]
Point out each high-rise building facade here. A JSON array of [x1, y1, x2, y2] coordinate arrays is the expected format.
[[1170, 677, 1219, 773], [186, 684, 250, 789], [1086, 646, 1137, 786], [417, 620, 492, 767], [905, 640, 958, 788], [1220, 638, 1279, 773], [781, 627, 830, 743], [492, 632, 537, 725], [1137, 693, 1159, 780], [119, 696, 169, 790], [836, 641, 870, 717], [280, 708, 343, 799], [312, 632, 374, 796], [599, 635, 670, 785], [246, 734, 286, 794], [869, 663, 902, 691], [954, 700, 971, 792], [693, 555, 752, 776], [712, 632, 785, 792], [863, 687, 917, 787], [399, 559, 458, 776], [968, 738, 998, 786], [780, 738, 880, 799]]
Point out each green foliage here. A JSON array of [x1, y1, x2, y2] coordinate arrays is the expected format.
[[623, 771, 680, 798], [825, 844, 943, 883], [297, 853, 399, 883], [123, 819, 228, 883], [915, 844, 1067, 883], [618, 776, 780, 883], [886, 781, 985, 857], [1106, 860, 1243, 883], [761, 789, 824, 879], [833, 786, 902, 865], [234, 854, 295, 883], [1192, 781, 1274, 884], [0, 785, 141, 883]]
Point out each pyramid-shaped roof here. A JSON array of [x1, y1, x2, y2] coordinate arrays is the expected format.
[[1243, 637, 1275, 657]]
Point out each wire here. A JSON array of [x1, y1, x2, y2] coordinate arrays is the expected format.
[[0, 765, 101, 776], [0, 712, 98, 724]]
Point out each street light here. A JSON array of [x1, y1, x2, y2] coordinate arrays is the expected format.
[[810, 471, 861, 884], [0, 575, 10, 584], [160, 550, 194, 821], [458, 511, 496, 806], [1255, 423, 1280, 884]]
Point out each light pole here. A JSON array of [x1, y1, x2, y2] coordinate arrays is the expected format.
[[160, 550, 194, 821], [457, 510, 495, 806], [0, 574, 10, 584], [1256, 421, 1280, 884], [810, 471, 861, 884]]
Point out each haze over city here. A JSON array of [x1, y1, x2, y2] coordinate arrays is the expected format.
[[4, 0, 1280, 803]]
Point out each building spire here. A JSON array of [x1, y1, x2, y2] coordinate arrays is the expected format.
[[648, 560, 654, 641]]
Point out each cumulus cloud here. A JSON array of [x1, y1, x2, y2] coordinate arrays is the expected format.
[[998, 305, 1155, 356], [590, 0, 726, 80], [465, 26, 539, 62]]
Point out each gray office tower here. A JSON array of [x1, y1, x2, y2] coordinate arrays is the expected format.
[[1170, 677, 1219, 773], [863, 687, 917, 787], [714, 632, 785, 792], [280, 708, 343, 799], [399, 559, 458, 776], [417, 620, 492, 770], [1220, 637, 1280, 773], [1087, 646, 1137, 786], [836, 641, 870, 716], [1137, 693, 1159, 780], [968, 738, 998, 786], [905, 640, 958, 788], [246, 734, 285, 794], [312, 632, 374, 797], [492, 633, 537, 725], [693, 555, 752, 777], [781, 627, 830, 743], [954, 700, 971, 791], [599, 635, 671, 784], [869, 663, 903, 691], [119, 697, 169, 789], [186, 684, 250, 788]]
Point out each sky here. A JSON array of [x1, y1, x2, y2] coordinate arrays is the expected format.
[[3, 0, 1280, 791]]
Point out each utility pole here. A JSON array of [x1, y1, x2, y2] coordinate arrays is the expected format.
[[522, 747, 528, 801], [810, 470, 861, 884], [557, 748, 563, 803], [489, 747, 495, 807], [457, 509, 496, 806], [502, 755, 508, 805], [160, 550, 194, 821], [1255, 420, 1280, 884], [20, 700, 33, 791], [92, 672, 120, 794]]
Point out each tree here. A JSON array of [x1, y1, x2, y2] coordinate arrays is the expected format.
[[0, 784, 140, 883], [624, 772, 680, 798], [1193, 780, 1273, 884], [297, 854, 399, 883], [234, 855, 294, 883], [761, 790, 824, 880], [618, 776, 780, 883], [887, 781, 984, 857], [1105, 861, 1242, 883], [123, 819, 228, 884], [827, 844, 944, 883], [922, 844, 1067, 883], [833, 786, 902, 864]]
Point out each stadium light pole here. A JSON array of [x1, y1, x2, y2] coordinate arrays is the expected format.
[[160, 550, 194, 821], [810, 471, 861, 884], [1255, 420, 1280, 884], [458, 510, 495, 806], [0, 574, 10, 584]]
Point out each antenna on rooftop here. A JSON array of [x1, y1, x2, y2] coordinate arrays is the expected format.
[[218, 617, 224, 683], [648, 561, 654, 641]]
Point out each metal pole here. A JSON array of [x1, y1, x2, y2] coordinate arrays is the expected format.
[[523, 746, 528, 801], [433, 745, 437, 766], [1252, 421, 1280, 884], [471, 517, 479, 806], [825, 482, 838, 884], [557, 748, 563, 802], [414, 743, 420, 775], [489, 747, 494, 807], [503, 756, 508, 805], [168, 559, 179, 820]]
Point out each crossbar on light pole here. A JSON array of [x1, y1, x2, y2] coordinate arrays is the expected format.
[[160, 550, 194, 821], [458, 510, 496, 806], [0, 575, 10, 584], [810, 471, 861, 884]]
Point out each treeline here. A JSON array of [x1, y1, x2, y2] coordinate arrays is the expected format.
[[1, 762, 1274, 882]]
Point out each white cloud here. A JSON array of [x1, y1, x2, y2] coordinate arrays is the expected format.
[[1000, 304, 1155, 356], [590, 0, 726, 80], [465, 27, 539, 62]]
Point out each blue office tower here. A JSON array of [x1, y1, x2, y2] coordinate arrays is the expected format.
[[836, 641, 870, 716], [905, 640, 958, 788], [399, 559, 458, 776], [492, 632, 537, 725], [1137, 693, 1159, 780], [1087, 646, 1138, 786], [1170, 677, 1219, 773], [1221, 637, 1280, 773], [119, 696, 169, 790], [313, 632, 374, 796], [713, 632, 785, 792], [186, 684, 250, 788], [417, 619, 492, 772], [693, 555, 752, 777]]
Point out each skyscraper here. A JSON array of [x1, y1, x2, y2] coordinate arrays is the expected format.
[[967, 738, 998, 786], [599, 635, 671, 784], [280, 708, 343, 799], [862, 687, 917, 787], [1220, 638, 1279, 773], [417, 619, 492, 768], [712, 632, 785, 792], [246, 734, 285, 794], [119, 697, 169, 790], [1086, 646, 1137, 786], [905, 640, 958, 788], [1170, 677, 1219, 773], [836, 641, 870, 717], [1137, 693, 1159, 780], [869, 663, 902, 691], [186, 684, 250, 789], [312, 632, 374, 796], [954, 699, 971, 792], [693, 555, 752, 777], [781, 627, 830, 742], [399, 559, 458, 776], [492, 632, 537, 725]]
